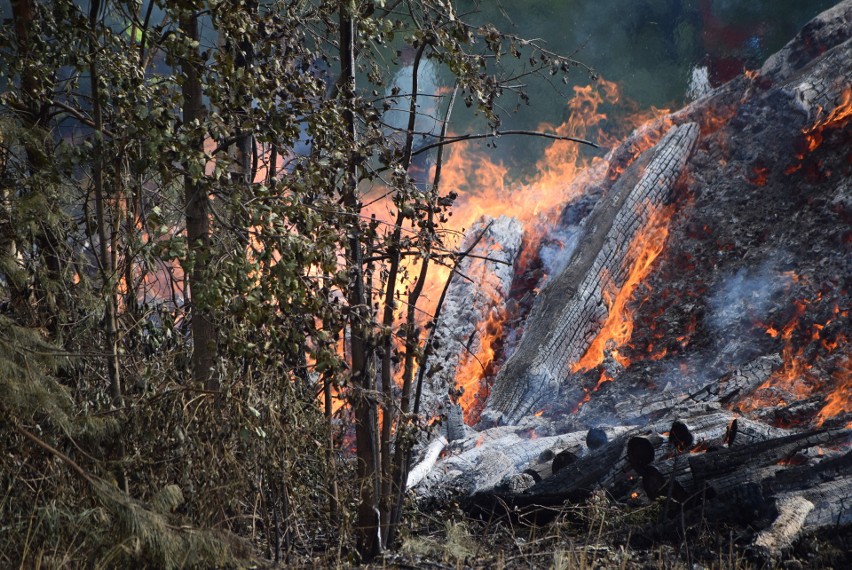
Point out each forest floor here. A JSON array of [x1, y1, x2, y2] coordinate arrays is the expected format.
[[289, 496, 852, 569]]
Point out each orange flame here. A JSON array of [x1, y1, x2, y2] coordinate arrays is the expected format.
[[739, 295, 849, 419], [455, 305, 506, 424], [439, 79, 661, 421], [815, 356, 852, 426], [801, 87, 852, 154], [571, 204, 674, 373]]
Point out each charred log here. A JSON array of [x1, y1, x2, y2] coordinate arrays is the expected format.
[[420, 216, 523, 422], [688, 428, 851, 488], [482, 123, 700, 425]]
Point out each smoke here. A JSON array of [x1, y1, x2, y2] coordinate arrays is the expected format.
[[538, 226, 582, 279], [686, 66, 711, 101], [706, 260, 793, 359]]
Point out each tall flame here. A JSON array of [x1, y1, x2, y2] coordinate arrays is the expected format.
[[438, 80, 670, 419]]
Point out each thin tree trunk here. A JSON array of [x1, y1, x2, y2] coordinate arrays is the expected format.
[[387, 86, 457, 546], [379, 41, 428, 546], [10, 0, 64, 333], [340, 3, 380, 560], [323, 371, 340, 523], [179, 10, 218, 391], [88, 0, 122, 407], [379, 210, 403, 542]]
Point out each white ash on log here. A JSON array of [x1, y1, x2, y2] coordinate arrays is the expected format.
[[406, 435, 447, 489], [482, 123, 700, 426], [410, 425, 633, 500], [752, 495, 816, 560], [419, 215, 523, 423]]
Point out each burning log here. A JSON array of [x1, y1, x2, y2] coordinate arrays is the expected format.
[[687, 355, 784, 406], [420, 215, 523, 422], [614, 355, 782, 422], [482, 122, 700, 425], [413, 3, 852, 560]]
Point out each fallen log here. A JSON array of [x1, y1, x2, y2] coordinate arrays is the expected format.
[[482, 122, 700, 425], [751, 495, 814, 559], [750, 474, 852, 562], [688, 428, 851, 488], [420, 215, 523, 421], [614, 355, 782, 422], [412, 426, 633, 500], [627, 434, 664, 471]]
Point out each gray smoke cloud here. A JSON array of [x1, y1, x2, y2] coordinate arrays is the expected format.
[[706, 259, 794, 362]]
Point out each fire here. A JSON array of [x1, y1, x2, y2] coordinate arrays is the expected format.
[[455, 304, 506, 424], [571, 370, 613, 413], [571, 204, 674, 373], [801, 87, 852, 154], [440, 79, 622, 238], [438, 78, 668, 421], [739, 300, 812, 412], [748, 165, 768, 186], [815, 356, 851, 426], [738, 292, 850, 422]]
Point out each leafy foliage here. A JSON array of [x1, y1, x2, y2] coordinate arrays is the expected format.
[[0, 0, 583, 564]]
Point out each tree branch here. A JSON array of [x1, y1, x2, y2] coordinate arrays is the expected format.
[[413, 129, 599, 157]]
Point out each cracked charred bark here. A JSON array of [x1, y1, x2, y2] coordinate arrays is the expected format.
[[483, 123, 700, 425]]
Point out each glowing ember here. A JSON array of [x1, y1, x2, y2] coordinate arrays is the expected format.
[[572, 370, 614, 413], [738, 292, 849, 421], [748, 165, 768, 186], [738, 300, 812, 413]]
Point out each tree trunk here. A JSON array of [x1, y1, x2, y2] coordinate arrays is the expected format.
[[339, 3, 381, 561], [9, 0, 64, 333], [88, 0, 122, 408], [179, 9, 218, 390]]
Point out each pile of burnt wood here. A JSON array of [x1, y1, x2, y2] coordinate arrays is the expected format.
[[407, 1, 852, 562]]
